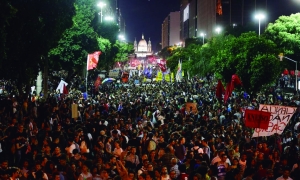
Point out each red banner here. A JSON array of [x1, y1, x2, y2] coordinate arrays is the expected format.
[[94, 76, 102, 91], [245, 109, 271, 129]]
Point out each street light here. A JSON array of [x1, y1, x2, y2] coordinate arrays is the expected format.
[[104, 15, 114, 21], [279, 53, 298, 92], [97, 2, 106, 23], [255, 13, 265, 36], [215, 27, 222, 34], [200, 33, 206, 45], [118, 34, 125, 41]]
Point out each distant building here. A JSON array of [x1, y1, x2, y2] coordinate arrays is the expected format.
[[134, 34, 153, 58], [180, 0, 216, 43], [161, 11, 181, 49]]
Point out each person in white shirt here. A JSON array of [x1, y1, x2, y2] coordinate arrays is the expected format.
[[65, 138, 76, 156], [113, 141, 123, 158], [211, 150, 231, 166], [276, 169, 293, 180]]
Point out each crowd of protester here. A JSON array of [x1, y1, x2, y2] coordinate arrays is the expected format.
[[0, 74, 299, 180]]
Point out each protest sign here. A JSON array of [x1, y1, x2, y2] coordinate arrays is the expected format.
[[252, 104, 296, 137], [72, 104, 78, 118], [185, 102, 198, 114], [244, 109, 271, 129]]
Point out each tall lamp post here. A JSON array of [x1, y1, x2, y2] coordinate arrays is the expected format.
[[255, 13, 265, 36], [97, 2, 106, 23], [200, 33, 206, 45], [279, 53, 298, 92]]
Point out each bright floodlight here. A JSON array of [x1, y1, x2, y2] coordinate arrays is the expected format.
[[255, 13, 266, 36], [215, 27, 221, 34], [255, 13, 265, 20], [200, 33, 205, 37], [97, 2, 106, 8], [118, 34, 125, 41], [104, 16, 114, 21]]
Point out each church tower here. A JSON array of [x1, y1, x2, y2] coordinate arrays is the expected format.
[[134, 37, 137, 51], [147, 38, 152, 52]]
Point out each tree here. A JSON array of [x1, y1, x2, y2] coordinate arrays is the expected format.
[[264, 13, 300, 58], [113, 41, 134, 63], [209, 32, 281, 93], [49, 0, 99, 74], [49, 0, 121, 75], [0, 0, 75, 92]]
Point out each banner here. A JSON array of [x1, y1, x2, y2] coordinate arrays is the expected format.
[[72, 104, 78, 118], [165, 74, 170, 82], [185, 102, 198, 114], [87, 51, 101, 70], [94, 76, 102, 91], [252, 104, 296, 137], [156, 71, 163, 81], [244, 109, 271, 129]]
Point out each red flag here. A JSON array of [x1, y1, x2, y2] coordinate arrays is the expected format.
[[94, 76, 102, 91], [224, 74, 242, 103], [216, 79, 225, 100], [63, 84, 68, 95], [157, 63, 167, 72], [87, 51, 101, 70]]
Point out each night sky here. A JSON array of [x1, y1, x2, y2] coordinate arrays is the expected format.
[[119, 0, 299, 52]]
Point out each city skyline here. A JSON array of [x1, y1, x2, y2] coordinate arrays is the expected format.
[[119, 0, 299, 52]]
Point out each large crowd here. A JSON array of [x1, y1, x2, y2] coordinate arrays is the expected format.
[[0, 74, 299, 180]]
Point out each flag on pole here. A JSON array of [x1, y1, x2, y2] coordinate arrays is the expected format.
[[224, 74, 242, 103], [158, 63, 167, 72], [56, 80, 68, 94], [63, 84, 69, 95], [87, 51, 101, 70], [94, 76, 102, 91], [216, 79, 225, 100]]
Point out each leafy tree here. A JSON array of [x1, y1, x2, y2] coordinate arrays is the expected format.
[[209, 32, 281, 93], [97, 37, 112, 70], [1, 0, 75, 91], [264, 13, 300, 58], [49, 0, 99, 74], [0, 1, 16, 59], [113, 41, 134, 63]]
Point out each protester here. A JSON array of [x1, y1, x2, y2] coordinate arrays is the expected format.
[[0, 72, 299, 180]]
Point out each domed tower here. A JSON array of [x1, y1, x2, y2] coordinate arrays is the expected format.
[[134, 37, 137, 51], [138, 34, 148, 52], [147, 38, 152, 52]]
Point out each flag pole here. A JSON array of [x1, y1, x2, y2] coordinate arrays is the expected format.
[[86, 57, 88, 96]]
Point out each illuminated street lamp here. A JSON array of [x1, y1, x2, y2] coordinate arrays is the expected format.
[[255, 13, 265, 36], [200, 33, 206, 45], [215, 27, 222, 34], [97, 2, 106, 23], [118, 34, 125, 41], [104, 16, 114, 21]]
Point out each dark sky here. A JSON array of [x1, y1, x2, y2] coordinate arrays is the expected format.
[[119, 0, 181, 52], [119, 0, 299, 52]]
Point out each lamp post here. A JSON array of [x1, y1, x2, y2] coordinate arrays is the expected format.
[[255, 13, 265, 36], [279, 54, 298, 92], [97, 2, 106, 23], [200, 33, 206, 45], [215, 27, 221, 35]]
